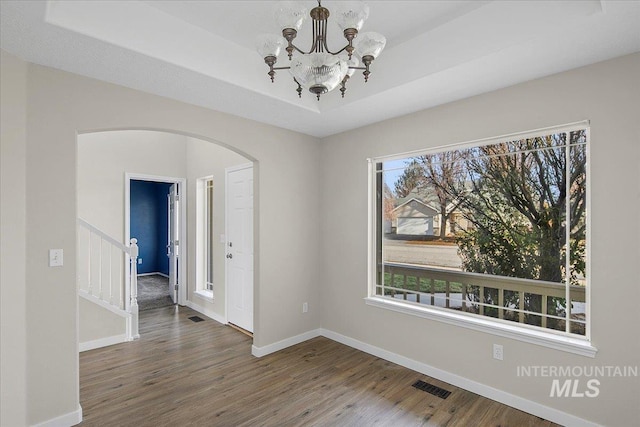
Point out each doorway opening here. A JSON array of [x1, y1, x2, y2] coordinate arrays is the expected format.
[[125, 173, 187, 308], [76, 129, 257, 349]]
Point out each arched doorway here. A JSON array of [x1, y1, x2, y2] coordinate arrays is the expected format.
[[76, 129, 257, 348]]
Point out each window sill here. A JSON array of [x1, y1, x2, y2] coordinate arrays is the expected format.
[[364, 296, 597, 358], [194, 290, 214, 303]]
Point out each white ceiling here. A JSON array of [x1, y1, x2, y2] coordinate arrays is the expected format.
[[1, 0, 639, 137]]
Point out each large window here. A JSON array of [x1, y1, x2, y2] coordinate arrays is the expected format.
[[369, 123, 590, 350]]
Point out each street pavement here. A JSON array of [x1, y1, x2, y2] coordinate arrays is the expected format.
[[383, 239, 462, 269]]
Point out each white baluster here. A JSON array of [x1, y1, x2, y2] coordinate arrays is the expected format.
[[109, 245, 115, 306], [119, 254, 125, 310], [129, 238, 140, 339], [98, 237, 103, 300], [87, 230, 92, 296]]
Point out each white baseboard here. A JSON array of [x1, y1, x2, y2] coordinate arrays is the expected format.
[[251, 329, 322, 358], [32, 405, 82, 427], [185, 300, 226, 325], [319, 328, 600, 427], [137, 272, 169, 278], [79, 334, 127, 352]]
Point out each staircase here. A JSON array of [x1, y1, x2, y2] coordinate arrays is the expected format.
[[77, 218, 140, 345]]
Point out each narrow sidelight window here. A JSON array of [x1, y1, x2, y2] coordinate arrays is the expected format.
[[205, 178, 214, 291], [196, 176, 215, 294]]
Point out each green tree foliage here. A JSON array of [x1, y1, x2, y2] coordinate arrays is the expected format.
[[455, 196, 539, 279], [455, 131, 586, 285], [393, 159, 423, 198]]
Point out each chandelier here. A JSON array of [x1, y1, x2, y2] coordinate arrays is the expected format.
[[255, 1, 386, 100]]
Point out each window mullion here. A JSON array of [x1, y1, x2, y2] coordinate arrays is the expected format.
[[565, 133, 572, 334]]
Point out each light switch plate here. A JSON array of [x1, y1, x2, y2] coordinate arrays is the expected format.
[[49, 249, 63, 267]]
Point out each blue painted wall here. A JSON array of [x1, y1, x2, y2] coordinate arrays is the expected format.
[[130, 180, 172, 275]]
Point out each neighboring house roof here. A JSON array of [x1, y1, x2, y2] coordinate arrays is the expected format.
[[396, 187, 469, 217], [395, 188, 431, 206], [392, 198, 439, 218]]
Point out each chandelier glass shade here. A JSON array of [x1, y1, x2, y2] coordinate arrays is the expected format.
[[290, 53, 349, 97], [256, 0, 386, 100]]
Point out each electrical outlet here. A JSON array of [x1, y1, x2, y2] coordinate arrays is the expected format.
[[302, 302, 308, 313], [138, 258, 142, 265], [493, 344, 504, 361]]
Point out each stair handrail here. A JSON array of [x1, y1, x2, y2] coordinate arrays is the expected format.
[[77, 217, 139, 340], [77, 218, 129, 252]]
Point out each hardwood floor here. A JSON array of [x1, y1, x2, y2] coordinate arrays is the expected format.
[[80, 306, 559, 426]]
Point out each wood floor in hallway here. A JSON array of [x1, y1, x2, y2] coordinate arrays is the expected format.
[[79, 306, 558, 427]]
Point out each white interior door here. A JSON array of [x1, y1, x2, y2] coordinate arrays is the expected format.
[[226, 164, 254, 332], [168, 184, 179, 304]]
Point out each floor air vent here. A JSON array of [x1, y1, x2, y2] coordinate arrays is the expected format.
[[188, 316, 205, 323], [412, 380, 451, 399]]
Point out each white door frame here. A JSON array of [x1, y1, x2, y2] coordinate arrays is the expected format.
[[167, 183, 179, 304], [125, 172, 187, 305], [225, 163, 254, 331]]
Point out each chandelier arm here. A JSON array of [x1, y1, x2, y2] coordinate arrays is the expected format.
[[311, 18, 322, 53], [323, 45, 349, 55], [318, 18, 350, 55], [289, 40, 348, 56], [320, 19, 328, 53], [287, 43, 308, 56], [308, 19, 316, 53]]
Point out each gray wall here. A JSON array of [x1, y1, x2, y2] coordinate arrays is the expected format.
[[319, 53, 640, 426], [0, 49, 28, 427], [78, 298, 126, 344], [78, 131, 188, 241], [1, 50, 322, 425]]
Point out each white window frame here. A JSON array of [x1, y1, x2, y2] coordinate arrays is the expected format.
[[366, 121, 596, 357], [195, 176, 215, 302]]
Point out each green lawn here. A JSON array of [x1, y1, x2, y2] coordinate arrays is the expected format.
[[382, 272, 465, 293]]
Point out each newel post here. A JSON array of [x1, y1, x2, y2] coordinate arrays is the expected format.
[[129, 238, 140, 339]]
